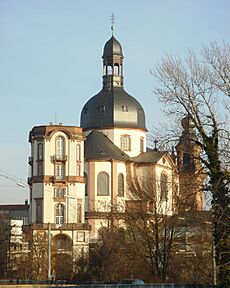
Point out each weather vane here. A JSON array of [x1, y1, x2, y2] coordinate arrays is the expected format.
[[111, 13, 116, 35]]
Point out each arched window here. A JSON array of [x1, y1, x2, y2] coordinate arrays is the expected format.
[[56, 136, 65, 158], [84, 173, 88, 196], [76, 144, 81, 161], [55, 204, 64, 225], [120, 135, 131, 151], [37, 143, 43, 160], [76, 144, 81, 176], [54, 234, 72, 251], [108, 65, 112, 75], [97, 172, 109, 196], [183, 152, 195, 172], [118, 173, 124, 196], [160, 172, 168, 200], [114, 64, 119, 75], [183, 153, 190, 169], [103, 65, 107, 75]]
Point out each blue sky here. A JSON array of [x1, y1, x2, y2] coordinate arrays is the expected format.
[[0, 0, 229, 204]]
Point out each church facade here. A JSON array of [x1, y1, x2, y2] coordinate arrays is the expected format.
[[27, 32, 204, 271]]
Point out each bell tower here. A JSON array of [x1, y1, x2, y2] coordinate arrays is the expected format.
[[102, 16, 124, 89], [176, 115, 204, 210]]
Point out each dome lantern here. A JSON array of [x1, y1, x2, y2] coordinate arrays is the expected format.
[[102, 36, 124, 88]]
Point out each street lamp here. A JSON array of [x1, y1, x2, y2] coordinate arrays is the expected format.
[[0, 172, 29, 189]]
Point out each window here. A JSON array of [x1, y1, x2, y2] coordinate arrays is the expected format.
[[183, 153, 190, 168], [77, 202, 82, 223], [76, 144, 81, 176], [76, 144, 81, 161], [77, 232, 85, 242], [37, 162, 43, 176], [56, 136, 65, 157], [122, 105, 128, 112], [114, 64, 119, 75], [54, 234, 71, 251], [183, 153, 195, 172], [97, 172, 109, 196], [107, 65, 112, 75], [36, 201, 43, 223], [120, 135, 131, 151], [37, 143, 43, 160], [118, 173, 124, 196], [76, 163, 81, 176], [84, 173, 88, 196], [55, 188, 65, 198], [140, 137, 144, 153], [160, 172, 168, 200], [55, 163, 65, 180], [56, 204, 64, 225], [99, 106, 105, 112]]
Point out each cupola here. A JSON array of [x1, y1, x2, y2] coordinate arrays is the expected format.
[[102, 36, 124, 88]]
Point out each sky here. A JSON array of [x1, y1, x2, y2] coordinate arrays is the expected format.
[[0, 0, 229, 204]]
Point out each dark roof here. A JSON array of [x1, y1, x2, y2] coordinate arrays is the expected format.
[[80, 87, 146, 131], [0, 204, 29, 211], [131, 151, 168, 163], [103, 36, 123, 58], [85, 131, 129, 162]]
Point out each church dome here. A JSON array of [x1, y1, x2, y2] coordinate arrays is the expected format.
[[103, 36, 123, 58], [80, 87, 146, 131], [80, 34, 147, 131]]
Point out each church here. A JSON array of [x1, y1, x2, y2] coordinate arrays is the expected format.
[[27, 30, 204, 273]]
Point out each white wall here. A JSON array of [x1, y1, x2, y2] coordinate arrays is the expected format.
[[30, 127, 85, 225], [85, 128, 147, 157]]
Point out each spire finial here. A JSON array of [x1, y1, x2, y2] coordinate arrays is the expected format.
[[111, 13, 116, 36], [153, 139, 158, 151]]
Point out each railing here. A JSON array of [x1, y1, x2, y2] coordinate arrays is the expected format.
[[29, 222, 89, 230], [53, 175, 66, 181], [51, 154, 67, 161], [0, 281, 216, 288], [0, 279, 217, 288]]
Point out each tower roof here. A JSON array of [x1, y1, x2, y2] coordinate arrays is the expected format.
[[85, 131, 129, 161], [102, 36, 123, 58], [80, 87, 146, 131]]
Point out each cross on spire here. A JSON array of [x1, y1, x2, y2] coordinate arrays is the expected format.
[[111, 13, 116, 35], [153, 139, 158, 151]]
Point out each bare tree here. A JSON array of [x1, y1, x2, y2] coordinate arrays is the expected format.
[[124, 171, 188, 282], [88, 225, 136, 283], [16, 229, 49, 281], [152, 42, 230, 287]]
